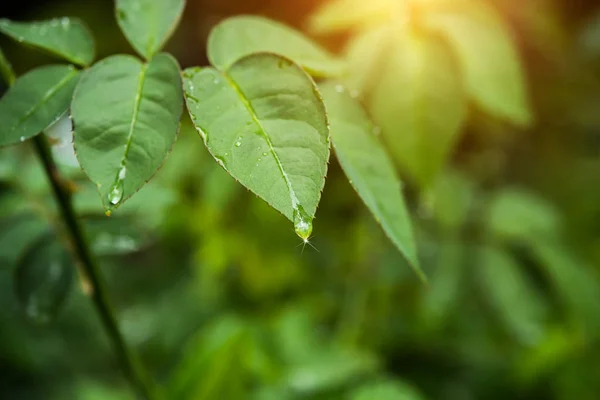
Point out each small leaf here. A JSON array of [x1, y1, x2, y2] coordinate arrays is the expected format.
[[207, 15, 343, 78], [116, 0, 185, 59], [0, 65, 79, 147], [479, 246, 547, 344], [72, 53, 183, 212], [320, 82, 422, 279], [183, 53, 330, 239], [351, 380, 425, 400], [424, 0, 532, 125], [370, 26, 467, 187], [0, 18, 95, 66], [15, 236, 74, 324]]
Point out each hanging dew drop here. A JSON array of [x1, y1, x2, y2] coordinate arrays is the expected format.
[[293, 206, 313, 240], [108, 181, 124, 206], [335, 85, 345, 93]]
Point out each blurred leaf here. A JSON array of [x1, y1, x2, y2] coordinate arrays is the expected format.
[[208, 15, 343, 78], [532, 238, 600, 333], [15, 235, 74, 324], [182, 54, 329, 239], [84, 216, 148, 256], [73, 180, 178, 228], [342, 25, 393, 94], [72, 54, 183, 213], [70, 381, 134, 400], [320, 81, 422, 279], [420, 240, 465, 329], [307, 0, 402, 35], [479, 246, 547, 344], [115, 0, 185, 59], [370, 26, 466, 187], [168, 316, 249, 400], [426, 169, 475, 233], [0, 212, 48, 268], [0, 45, 15, 85], [350, 380, 425, 400], [486, 188, 561, 244], [424, 0, 532, 125], [0, 65, 79, 146], [0, 18, 95, 66], [285, 348, 379, 396]]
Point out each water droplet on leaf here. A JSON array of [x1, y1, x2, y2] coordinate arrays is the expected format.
[[108, 180, 124, 206], [335, 85, 345, 93], [293, 206, 313, 240]]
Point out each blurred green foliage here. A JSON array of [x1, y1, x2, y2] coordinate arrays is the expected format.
[[1, 0, 600, 399]]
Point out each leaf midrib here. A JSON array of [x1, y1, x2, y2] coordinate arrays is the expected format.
[[119, 62, 149, 175], [6, 67, 77, 137], [221, 70, 300, 211]]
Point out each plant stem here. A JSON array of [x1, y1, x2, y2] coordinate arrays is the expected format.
[[33, 137, 159, 400], [0, 48, 159, 400]]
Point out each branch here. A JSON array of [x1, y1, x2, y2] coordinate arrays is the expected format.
[[0, 47, 160, 400]]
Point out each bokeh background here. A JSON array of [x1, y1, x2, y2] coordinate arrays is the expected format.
[[2, 0, 600, 399]]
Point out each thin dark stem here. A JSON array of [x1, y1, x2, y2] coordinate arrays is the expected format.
[[0, 48, 159, 400], [32, 137, 159, 400]]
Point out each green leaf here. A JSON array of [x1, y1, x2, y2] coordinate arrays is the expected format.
[[420, 240, 465, 328], [0, 64, 79, 147], [479, 246, 547, 344], [72, 53, 183, 213], [320, 82, 422, 279], [424, 0, 532, 125], [168, 316, 249, 400], [116, 0, 185, 59], [183, 53, 330, 240], [351, 380, 425, 400], [426, 169, 475, 233], [342, 25, 394, 94], [207, 15, 343, 78], [308, 0, 401, 35], [0, 46, 16, 85], [370, 26, 466, 187], [532, 239, 600, 333], [486, 188, 561, 244], [15, 235, 74, 324], [285, 349, 379, 396], [0, 18, 95, 66]]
